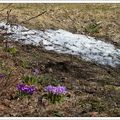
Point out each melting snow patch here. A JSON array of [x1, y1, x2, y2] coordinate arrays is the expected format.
[[0, 22, 120, 67]]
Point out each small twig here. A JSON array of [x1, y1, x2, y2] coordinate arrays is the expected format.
[[6, 9, 12, 24], [20, 10, 48, 24]]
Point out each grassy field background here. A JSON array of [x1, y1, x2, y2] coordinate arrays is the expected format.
[[0, 3, 120, 47], [0, 4, 120, 117]]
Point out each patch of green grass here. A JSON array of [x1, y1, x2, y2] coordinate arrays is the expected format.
[[38, 74, 60, 86], [5, 47, 18, 56], [22, 75, 39, 85], [22, 73, 61, 86], [52, 110, 64, 117], [78, 96, 109, 113], [108, 108, 120, 117], [85, 22, 101, 34], [20, 59, 31, 69], [0, 61, 14, 76]]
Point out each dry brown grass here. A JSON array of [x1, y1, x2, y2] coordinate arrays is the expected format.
[[0, 4, 120, 117], [0, 3, 120, 47]]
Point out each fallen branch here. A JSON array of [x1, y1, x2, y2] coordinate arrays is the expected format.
[[6, 9, 12, 24], [20, 10, 48, 24]]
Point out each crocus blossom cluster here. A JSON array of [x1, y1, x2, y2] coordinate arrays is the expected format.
[[16, 84, 36, 95], [44, 85, 67, 95]]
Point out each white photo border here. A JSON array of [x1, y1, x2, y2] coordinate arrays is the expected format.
[[0, 0, 119, 3]]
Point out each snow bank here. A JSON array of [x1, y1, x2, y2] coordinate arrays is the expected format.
[[0, 22, 120, 67]]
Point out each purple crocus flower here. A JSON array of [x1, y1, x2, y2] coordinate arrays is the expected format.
[[44, 85, 67, 95], [0, 74, 5, 79], [33, 68, 40, 75], [16, 83, 37, 95]]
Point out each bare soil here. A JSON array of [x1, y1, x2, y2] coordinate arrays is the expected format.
[[0, 3, 120, 117]]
